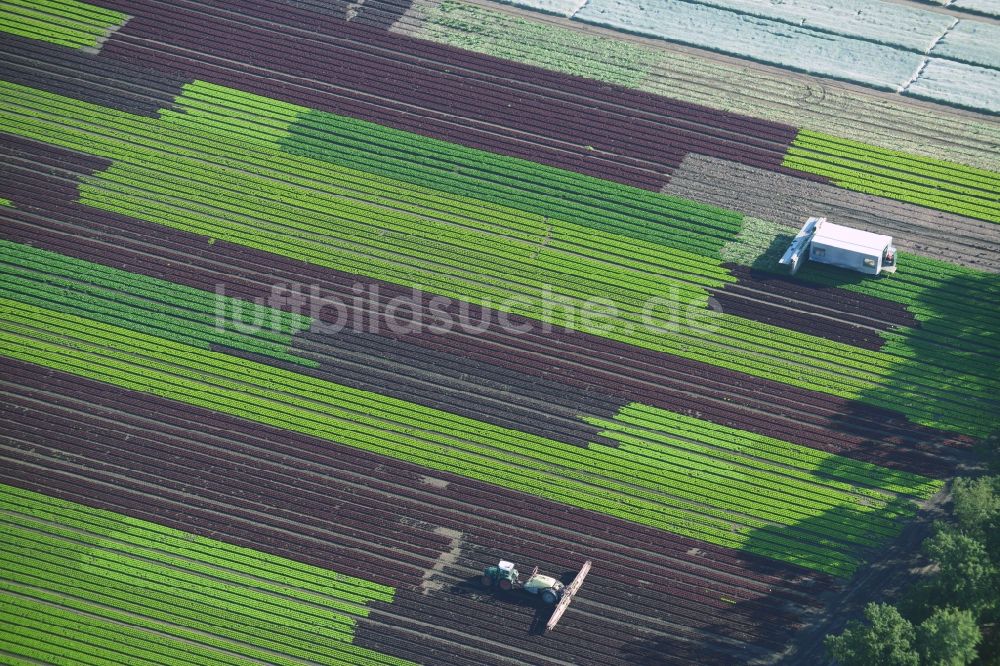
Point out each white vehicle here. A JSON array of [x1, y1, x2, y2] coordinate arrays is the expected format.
[[780, 217, 897, 276]]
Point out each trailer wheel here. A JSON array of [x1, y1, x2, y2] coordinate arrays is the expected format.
[[541, 590, 558, 605]]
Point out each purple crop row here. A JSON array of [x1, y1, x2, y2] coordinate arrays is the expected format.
[[100, 38, 664, 189], [0, 386, 808, 660], [0, 357, 825, 595], [1, 368, 817, 663], [282, 333, 617, 447], [710, 292, 887, 351], [350, 0, 413, 29], [0, 215, 951, 480], [0, 32, 187, 117], [0, 183, 968, 477], [2, 161, 617, 448], [107, 0, 797, 143], [0, 369, 810, 620], [86, 0, 822, 190], [724, 265, 919, 329]]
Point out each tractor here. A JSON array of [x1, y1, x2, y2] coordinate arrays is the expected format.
[[480, 559, 592, 632]]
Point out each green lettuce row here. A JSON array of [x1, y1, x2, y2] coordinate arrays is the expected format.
[[284, 111, 739, 257], [2, 538, 360, 659], [0, 594, 254, 666], [1, 79, 992, 434], [785, 152, 999, 216], [0, 485, 390, 599], [784, 130, 1000, 224], [785, 155, 1000, 223], [0, 241, 312, 365], [1, 302, 939, 574], [80, 163, 911, 400], [0, 512, 377, 611], [166, 88, 737, 281], [791, 129, 1000, 190], [580, 439, 902, 547], [0, 0, 127, 49], [603, 404, 944, 498], [180, 81, 743, 256], [587, 422, 906, 516], [0, 240, 307, 333], [0, 485, 413, 665]]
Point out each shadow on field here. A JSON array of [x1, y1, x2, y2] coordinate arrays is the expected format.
[[824, 270, 1000, 477], [447, 574, 567, 636], [618, 493, 937, 665]]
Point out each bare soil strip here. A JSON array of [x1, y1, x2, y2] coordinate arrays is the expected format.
[[663, 154, 1000, 272]]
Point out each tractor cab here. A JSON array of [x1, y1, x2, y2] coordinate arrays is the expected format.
[[481, 559, 518, 590]]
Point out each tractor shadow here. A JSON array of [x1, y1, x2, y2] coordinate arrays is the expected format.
[[449, 570, 578, 635]]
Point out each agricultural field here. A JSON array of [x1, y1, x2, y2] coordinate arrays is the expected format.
[[0, 0, 998, 664]]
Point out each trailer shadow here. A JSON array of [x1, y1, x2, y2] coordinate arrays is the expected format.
[[448, 574, 565, 636]]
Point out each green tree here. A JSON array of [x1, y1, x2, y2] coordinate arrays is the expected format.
[[951, 477, 1000, 536], [916, 607, 981, 666], [979, 433, 1000, 474], [826, 603, 919, 666], [921, 529, 998, 618]]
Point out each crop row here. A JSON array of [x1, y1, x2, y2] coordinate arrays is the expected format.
[[709, 289, 888, 350], [281, 106, 742, 257], [93, 0, 806, 192], [722, 265, 918, 329], [1, 144, 972, 473], [0, 32, 188, 117], [791, 130, 1000, 191], [0, 416, 808, 664], [602, 404, 943, 498], [159, 79, 743, 276], [0, 200, 964, 480], [0, 400, 799, 641], [0, 0, 125, 49], [7, 75, 994, 433], [0, 483, 411, 665], [399, 0, 1000, 172], [127, 0, 799, 150], [785, 130, 1000, 224], [0, 298, 941, 574], [0, 193, 968, 478], [0, 366, 818, 606], [0, 82, 909, 399]]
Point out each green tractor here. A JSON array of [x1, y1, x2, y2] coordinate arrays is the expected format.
[[480, 559, 593, 631]]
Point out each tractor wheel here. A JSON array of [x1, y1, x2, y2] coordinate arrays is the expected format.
[[541, 589, 559, 605], [480, 575, 494, 588], [498, 578, 513, 591]]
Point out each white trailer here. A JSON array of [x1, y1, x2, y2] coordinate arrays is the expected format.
[[780, 217, 897, 276]]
